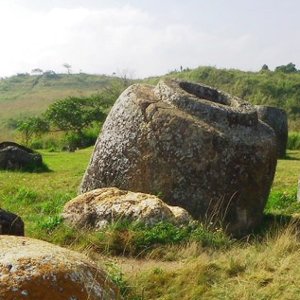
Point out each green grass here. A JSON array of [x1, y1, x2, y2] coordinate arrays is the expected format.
[[272, 150, 300, 192], [0, 148, 300, 299], [0, 148, 91, 237], [0, 148, 299, 244]]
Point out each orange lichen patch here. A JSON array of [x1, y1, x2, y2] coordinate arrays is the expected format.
[[0, 236, 120, 300]]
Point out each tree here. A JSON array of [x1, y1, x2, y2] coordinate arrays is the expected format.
[[17, 117, 49, 145], [260, 64, 270, 72], [45, 96, 107, 135], [45, 95, 110, 150], [31, 68, 43, 75], [275, 62, 297, 73], [63, 63, 72, 74], [43, 70, 58, 79]]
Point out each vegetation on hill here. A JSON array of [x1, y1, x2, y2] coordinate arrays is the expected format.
[[16, 83, 123, 150], [1, 64, 300, 148], [0, 73, 126, 141]]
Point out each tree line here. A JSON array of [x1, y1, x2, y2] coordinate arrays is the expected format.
[[16, 82, 124, 150]]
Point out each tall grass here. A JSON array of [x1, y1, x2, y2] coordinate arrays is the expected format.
[[126, 222, 300, 299], [287, 132, 300, 150]]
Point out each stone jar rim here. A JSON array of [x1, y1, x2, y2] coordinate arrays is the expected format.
[[154, 79, 258, 127], [255, 105, 287, 114]]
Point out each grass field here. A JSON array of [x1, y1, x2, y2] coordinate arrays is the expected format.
[[0, 147, 300, 299], [0, 73, 118, 141]]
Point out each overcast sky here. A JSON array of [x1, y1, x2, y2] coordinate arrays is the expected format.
[[0, 0, 299, 78]]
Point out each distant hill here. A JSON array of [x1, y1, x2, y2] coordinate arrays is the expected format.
[[0, 73, 118, 140], [0, 67, 299, 141]]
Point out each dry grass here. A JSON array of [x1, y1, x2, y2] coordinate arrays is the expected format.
[[124, 223, 300, 299]]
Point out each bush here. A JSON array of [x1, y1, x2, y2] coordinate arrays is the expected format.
[[287, 132, 300, 150], [29, 136, 61, 151], [30, 139, 44, 149], [63, 129, 98, 151]]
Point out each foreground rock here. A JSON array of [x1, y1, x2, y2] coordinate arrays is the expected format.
[[0, 209, 24, 236], [255, 105, 288, 158], [0, 236, 120, 300], [0, 142, 44, 171], [80, 79, 277, 235], [62, 187, 192, 229]]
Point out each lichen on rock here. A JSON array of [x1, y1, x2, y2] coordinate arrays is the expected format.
[[0, 236, 120, 300], [62, 187, 192, 229], [80, 79, 277, 235]]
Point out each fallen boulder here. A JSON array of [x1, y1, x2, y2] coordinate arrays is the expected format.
[[62, 187, 192, 229], [80, 79, 277, 235], [255, 105, 288, 158], [0, 209, 24, 236], [0, 236, 120, 300], [0, 142, 45, 171]]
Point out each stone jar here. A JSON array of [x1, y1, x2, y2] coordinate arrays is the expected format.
[[0, 209, 24, 236], [255, 105, 288, 158], [0, 236, 120, 300], [80, 79, 277, 235], [0, 141, 43, 171]]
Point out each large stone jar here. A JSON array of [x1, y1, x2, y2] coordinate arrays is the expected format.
[[80, 79, 277, 235], [255, 105, 288, 158], [0, 142, 43, 171]]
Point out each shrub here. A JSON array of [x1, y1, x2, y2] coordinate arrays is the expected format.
[[63, 130, 98, 151], [287, 132, 300, 150]]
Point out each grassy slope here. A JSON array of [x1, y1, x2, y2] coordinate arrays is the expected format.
[[0, 148, 300, 299], [0, 73, 116, 141], [1, 67, 300, 141]]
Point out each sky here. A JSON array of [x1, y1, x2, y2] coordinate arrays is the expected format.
[[0, 0, 299, 78]]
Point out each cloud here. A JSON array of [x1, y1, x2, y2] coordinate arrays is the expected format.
[[0, 2, 278, 78]]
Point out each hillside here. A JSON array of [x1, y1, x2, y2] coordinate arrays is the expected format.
[[0, 67, 299, 141], [0, 73, 117, 140]]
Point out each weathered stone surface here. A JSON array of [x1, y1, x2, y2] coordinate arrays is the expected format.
[[0, 236, 120, 300], [62, 187, 192, 229], [0, 209, 24, 236], [0, 142, 44, 171], [80, 79, 277, 235], [255, 105, 288, 158]]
